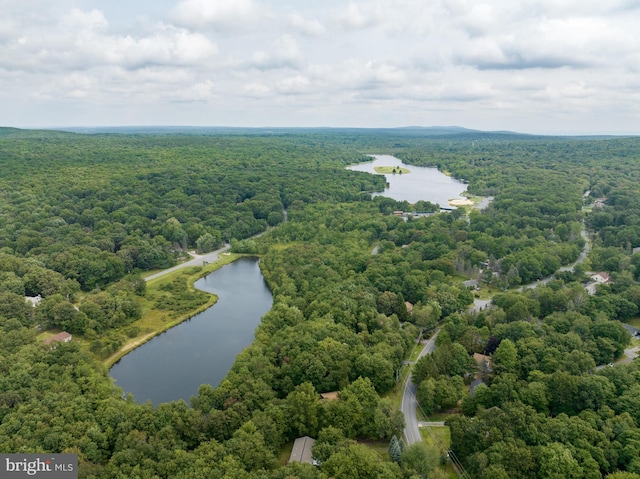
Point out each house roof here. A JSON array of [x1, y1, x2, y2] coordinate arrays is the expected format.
[[473, 353, 491, 366], [320, 391, 339, 401], [591, 272, 611, 282], [25, 295, 42, 306], [44, 331, 72, 345], [463, 279, 479, 287], [289, 436, 316, 464]]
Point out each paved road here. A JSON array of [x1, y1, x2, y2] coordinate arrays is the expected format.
[[398, 221, 594, 449], [144, 210, 288, 283], [517, 222, 590, 292], [596, 345, 640, 370], [401, 331, 439, 445], [558, 222, 590, 272], [144, 243, 230, 282], [622, 323, 640, 336], [616, 324, 640, 366]]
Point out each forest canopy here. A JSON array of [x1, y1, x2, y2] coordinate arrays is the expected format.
[[2, 128, 640, 478]]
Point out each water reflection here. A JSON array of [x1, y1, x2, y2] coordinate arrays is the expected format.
[[110, 257, 272, 405], [347, 154, 467, 206]]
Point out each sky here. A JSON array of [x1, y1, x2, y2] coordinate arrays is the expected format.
[[1, 0, 639, 134]]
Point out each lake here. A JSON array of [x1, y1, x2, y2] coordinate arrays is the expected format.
[[110, 257, 273, 405], [347, 154, 468, 206]]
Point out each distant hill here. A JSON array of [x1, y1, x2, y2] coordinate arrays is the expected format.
[[0, 127, 23, 136], [397, 125, 481, 133], [0, 127, 75, 138], [2, 125, 628, 140], [56, 125, 530, 138]]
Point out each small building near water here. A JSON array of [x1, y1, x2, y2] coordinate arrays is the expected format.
[[289, 436, 317, 465], [44, 331, 72, 347]]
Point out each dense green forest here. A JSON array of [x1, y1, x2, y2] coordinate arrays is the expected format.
[[2, 127, 640, 478]]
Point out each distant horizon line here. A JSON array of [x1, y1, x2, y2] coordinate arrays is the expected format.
[[3, 124, 639, 138]]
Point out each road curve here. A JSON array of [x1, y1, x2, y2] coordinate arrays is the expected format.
[[401, 330, 439, 445], [144, 243, 230, 282]]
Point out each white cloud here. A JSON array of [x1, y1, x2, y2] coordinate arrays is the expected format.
[[243, 82, 270, 97], [288, 13, 325, 36], [108, 26, 218, 69], [172, 79, 216, 102], [276, 75, 312, 95], [170, 0, 261, 31], [442, 2, 639, 71], [332, 2, 382, 30], [1, 0, 640, 133], [250, 34, 304, 70], [60, 8, 109, 31], [0, 9, 217, 72]]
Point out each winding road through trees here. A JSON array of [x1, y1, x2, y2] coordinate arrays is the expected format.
[[401, 223, 591, 445], [401, 331, 439, 445], [144, 244, 231, 282]]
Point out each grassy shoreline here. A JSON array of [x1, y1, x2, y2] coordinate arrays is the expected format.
[[102, 253, 241, 368]]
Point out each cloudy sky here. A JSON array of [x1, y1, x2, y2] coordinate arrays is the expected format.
[[1, 0, 639, 134]]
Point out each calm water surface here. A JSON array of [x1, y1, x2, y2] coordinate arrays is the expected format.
[[347, 154, 467, 205], [110, 257, 272, 405]]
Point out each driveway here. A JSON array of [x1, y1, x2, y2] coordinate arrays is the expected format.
[[469, 298, 491, 313], [622, 323, 640, 337]]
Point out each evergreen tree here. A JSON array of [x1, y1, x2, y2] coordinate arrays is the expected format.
[[389, 435, 402, 464]]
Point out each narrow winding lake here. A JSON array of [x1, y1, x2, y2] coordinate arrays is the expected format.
[[110, 154, 466, 405], [110, 257, 272, 405], [347, 154, 467, 205]]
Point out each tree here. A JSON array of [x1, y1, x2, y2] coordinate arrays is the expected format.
[[562, 350, 596, 375], [400, 442, 440, 478], [538, 443, 583, 479], [607, 473, 640, 479], [196, 233, 218, 253], [412, 355, 438, 386], [434, 376, 464, 411], [411, 301, 441, 330], [519, 381, 549, 413], [322, 444, 402, 479], [0, 291, 33, 326], [286, 382, 319, 438], [338, 377, 381, 438], [354, 352, 396, 393], [163, 217, 188, 249], [0, 272, 25, 295], [389, 435, 402, 464], [492, 339, 518, 375], [417, 378, 437, 416], [374, 398, 405, 439], [434, 342, 475, 377], [312, 426, 352, 464], [225, 421, 277, 472]]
